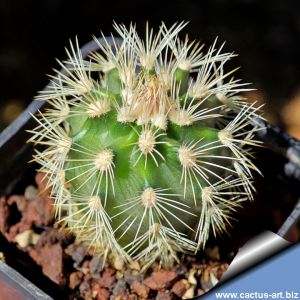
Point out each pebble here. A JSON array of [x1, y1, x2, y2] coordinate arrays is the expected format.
[[65, 244, 86, 267], [113, 255, 125, 271], [69, 271, 83, 289], [129, 261, 140, 271], [90, 256, 103, 278], [131, 280, 150, 298], [14, 229, 39, 248], [210, 272, 219, 287], [97, 288, 109, 300], [187, 268, 197, 285], [98, 268, 116, 288], [171, 279, 189, 297], [24, 185, 38, 201], [201, 267, 214, 292], [92, 283, 109, 300], [116, 270, 124, 279], [182, 287, 195, 299], [156, 290, 174, 300], [144, 270, 177, 291], [31, 242, 65, 285], [81, 260, 90, 275], [173, 264, 187, 276], [197, 288, 205, 296], [25, 193, 54, 226], [112, 278, 127, 296], [79, 281, 93, 300], [124, 270, 144, 285]]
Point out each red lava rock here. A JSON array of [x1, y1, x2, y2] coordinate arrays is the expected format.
[[156, 290, 174, 300], [69, 271, 83, 289], [29, 248, 38, 261], [5, 187, 53, 242], [171, 280, 187, 297], [131, 280, 150, 298], [98, 288, 109, 300], [35, 172, 50, 194], [143, 270, 177, 291], [98, 268, 116, 288], [41, 243, 64, 285], [31, 242, 65, 285], [93, 283, 110, 300], [7, 195, 27, 212], [0, 197, 10, 234], [25, 193, 54, 227]]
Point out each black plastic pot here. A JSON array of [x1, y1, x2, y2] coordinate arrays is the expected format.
[[1, 37, 300, 299], [0, 37, 111, 300], [0, 260, 53, 300]]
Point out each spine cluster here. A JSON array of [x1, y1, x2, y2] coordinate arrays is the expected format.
[[29, 22, 263, 269]]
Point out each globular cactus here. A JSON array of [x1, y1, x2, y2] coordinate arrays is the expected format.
[[29, 22, 263, 269]]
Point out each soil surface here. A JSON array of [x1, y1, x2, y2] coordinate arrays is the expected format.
[[0, 172, 232, 300]]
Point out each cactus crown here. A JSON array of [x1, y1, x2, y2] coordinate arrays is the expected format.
[[29, 22, 263, 269]]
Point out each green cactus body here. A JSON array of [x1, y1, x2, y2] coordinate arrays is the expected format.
[[30, 22, 262, 269]]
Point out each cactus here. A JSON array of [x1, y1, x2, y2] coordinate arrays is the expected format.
[[29, 22, 263, 269]]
